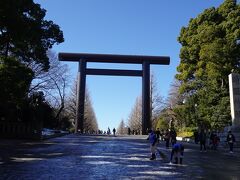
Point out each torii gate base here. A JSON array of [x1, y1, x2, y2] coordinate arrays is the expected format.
[[59, 53, 170, 135]]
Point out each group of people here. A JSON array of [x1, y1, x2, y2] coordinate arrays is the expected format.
[[153, 128, 177, 148], [148, 128, 184, 164], [194, 129, 236, 153], [106, 127, 116, 136], [148, 128, 237, 164]]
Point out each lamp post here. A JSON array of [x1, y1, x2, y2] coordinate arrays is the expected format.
[[194, 103, 199, 129]]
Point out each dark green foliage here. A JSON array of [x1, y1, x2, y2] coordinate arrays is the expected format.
[[0, 56, 33, 105], [59, 116, 72, 131], [176, 0, 239, 129], [40, 102, 57, 129], [28, 92, 57, 128], [0, 0, 64, 70], [0, 0, 64, 130], [0, 56, 33, 121]]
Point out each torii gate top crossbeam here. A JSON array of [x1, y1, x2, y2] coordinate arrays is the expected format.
[[58, 52, 170, 65]]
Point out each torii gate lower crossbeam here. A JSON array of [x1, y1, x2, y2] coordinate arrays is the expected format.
[[59, 53, 170, 135]]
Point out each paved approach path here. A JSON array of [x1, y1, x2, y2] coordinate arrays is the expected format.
[[0, 134, 240, 179], [158, 140, 240, 179]]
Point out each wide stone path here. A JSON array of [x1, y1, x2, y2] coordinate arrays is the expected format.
[[158, 140, 240, 179], [0, 134, 239, 179]]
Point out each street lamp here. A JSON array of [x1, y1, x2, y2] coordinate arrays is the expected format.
[[194, 103, 199, 128]]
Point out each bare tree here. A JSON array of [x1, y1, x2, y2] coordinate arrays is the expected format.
[[84, 88, 98, 133], [150, 73, 165, 127], [166, 79, 183, 108], [29, 51, 69, 128], [117, 119, 126, 135], [165, 78, 185, 129], [127, 96, 142, 134], [65, 79, 98, 133], [126, 73, 165, 132], [29, 51, 68, 95]]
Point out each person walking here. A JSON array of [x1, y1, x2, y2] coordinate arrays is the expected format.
[[113, 128, 116, 136], [148, 130, 157, 160], [210, 131, 220, 150], [155, 128, 160, 143], [194, 130, 199, 144], [128, 127, 131, 135], [170, 128, 177, 145], [160, 129, 164, 141], [165, 129, 170, 148], [107, 127, 111, 135], [199, 129, 207, 152], [226, 131, 236, 153]]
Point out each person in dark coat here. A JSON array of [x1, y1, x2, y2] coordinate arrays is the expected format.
[[194, 130, 199, 144], [165, 129, 170, 148], [199, 129, 207, 152], [155, 128, 160, 143], [128, 127, 131, 135], [226, 131, 236, 153], [170, 129, 177, 145], [113, 128, 116, 136]]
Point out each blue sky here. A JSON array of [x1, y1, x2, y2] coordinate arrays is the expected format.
[[35, 0, 226, 131]]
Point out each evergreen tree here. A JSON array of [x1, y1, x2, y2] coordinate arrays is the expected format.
[[0, 0, 64, 70], [0, 56, 33, 121], [176, 0, 240, 129], [0, 0, 64, 124]]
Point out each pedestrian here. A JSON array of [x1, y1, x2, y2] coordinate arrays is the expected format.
[[213, 134, 220, 150], [113, 128, 116, 136], [155, 128, 160, 143], [194, 130, 199, 144], [210, 131, 220, 150], [206, 130, 211, 149], [170, 142, 184, 164], [107, 127, 111, 135], [199, 129, 207, 152], [128, 127, 131, 135], [226, 131, 236, 153], [165, 129, 170, 148], [170, 128, 177, 145], [148, 130, 157, 160], [160, 129, 164, 141], [209, 131, 215, 149]]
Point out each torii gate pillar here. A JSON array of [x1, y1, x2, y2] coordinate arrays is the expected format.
[[142, 61, 151, 134], [76, 59, 86, 133]]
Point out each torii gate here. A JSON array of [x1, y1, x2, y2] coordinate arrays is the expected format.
[[59, 53, 170, 135]]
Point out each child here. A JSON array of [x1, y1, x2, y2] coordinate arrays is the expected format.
[[148, 130, 157, 160], [170, 143, 184, 164]]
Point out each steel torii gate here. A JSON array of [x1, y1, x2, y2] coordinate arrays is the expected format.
[[59, 53, 170, 135]]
